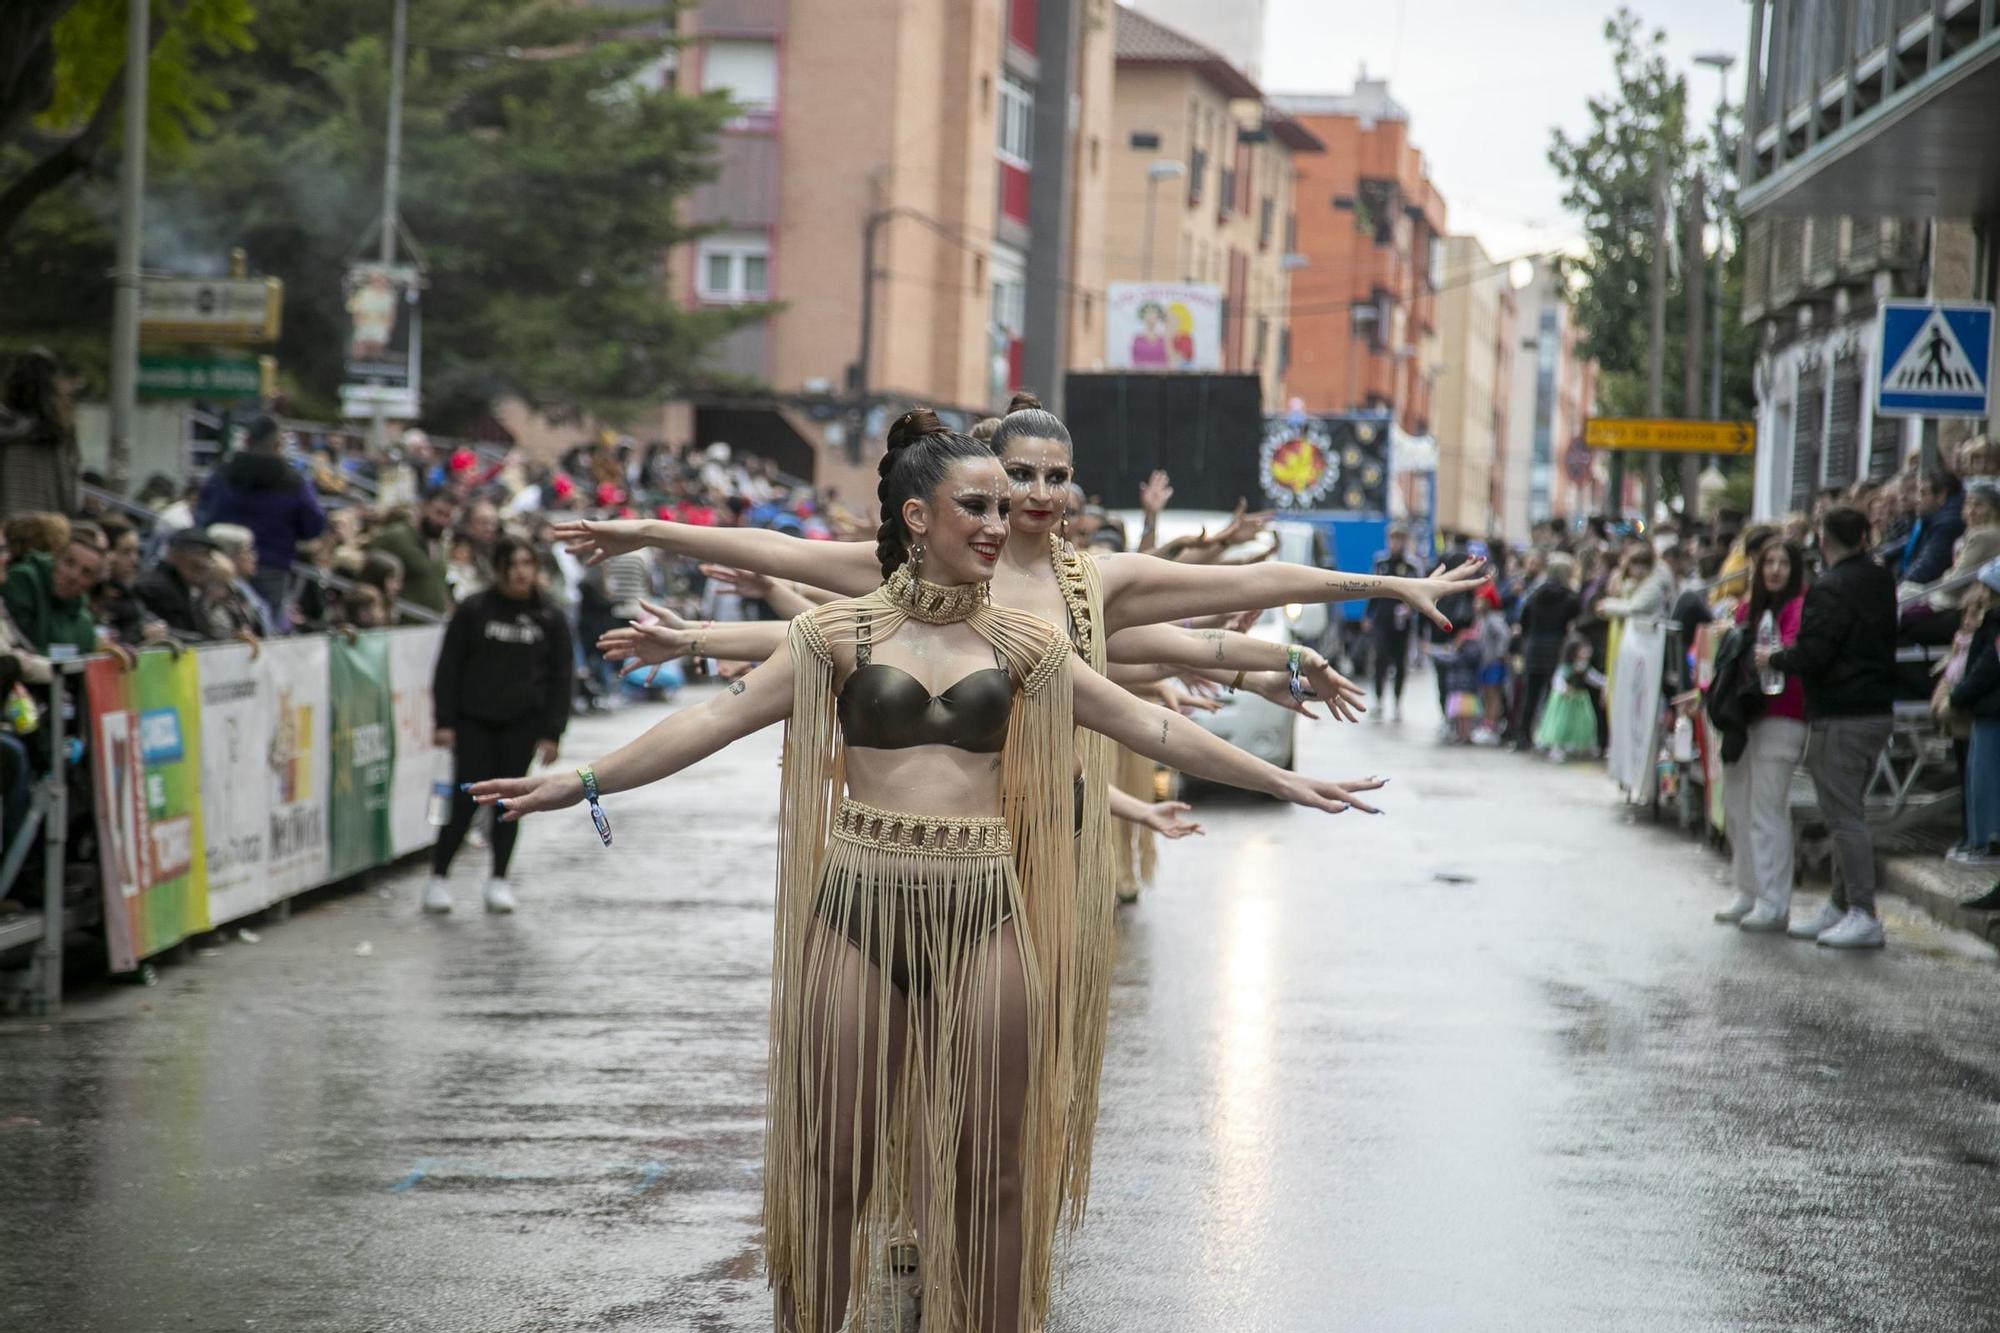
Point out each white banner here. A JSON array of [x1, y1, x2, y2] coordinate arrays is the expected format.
[[197, 638, 330, 926], [1104, 282, 1223, 371], [387, 625, 445, 857], [1606, 620, 1668, 802]]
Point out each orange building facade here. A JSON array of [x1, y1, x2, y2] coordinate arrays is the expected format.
[[1270, 81, 1446, 438]]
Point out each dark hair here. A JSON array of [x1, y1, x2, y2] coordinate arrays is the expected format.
[[490, 533, 535, 585], [1746, 538, 1806, 627], [1740, 524, 1778, 564], [97, 514, 135, 548], [2, 348, 69, 429], [242, 414, 282, 453], [875, 408, 991, 579], [67, 519, 107, 552], [1822, 505, 1869, 552], [1923, 468, 1961, 496], [989, 389, 1073, 458], [969, 416, 1003, 443]]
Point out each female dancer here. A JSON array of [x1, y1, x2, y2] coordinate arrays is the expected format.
[[555, 395, 1479, 1218], [480, 412, 1380, 1333]]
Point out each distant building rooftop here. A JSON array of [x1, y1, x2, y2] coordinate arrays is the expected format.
[[1270, 77, 1409, 126]]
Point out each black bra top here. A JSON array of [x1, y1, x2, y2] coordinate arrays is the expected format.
[[837, 615, 1014, 753]]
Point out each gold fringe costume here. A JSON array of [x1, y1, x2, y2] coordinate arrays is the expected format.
[[766, 567, 1077, 1333]]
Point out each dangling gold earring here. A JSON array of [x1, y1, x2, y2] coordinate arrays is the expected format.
[[911, 540, 925, 578]]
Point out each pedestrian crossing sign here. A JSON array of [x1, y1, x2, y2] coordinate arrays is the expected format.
[[1876, 300, 1993, 417]]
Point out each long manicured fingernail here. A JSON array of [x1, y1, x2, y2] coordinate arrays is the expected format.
[[496, 799, 507, 810], [458, 783, 472, 792]]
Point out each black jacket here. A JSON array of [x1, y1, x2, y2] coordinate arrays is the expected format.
[[134, 563, 214, 641], [1704, 624, 1766, 764], [1950, 607, 2000, 720], [1769, 552, 1897, 719], [431, 588, 573, 739], [1517, 582, 1582, 673], [1367, 553, 1419, 629]]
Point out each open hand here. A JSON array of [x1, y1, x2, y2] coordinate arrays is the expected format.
[[1140, 799, 1203, 839], [699, 564, 774, 599], [1139, 470, 1174, 516], [1279, 772, 1387, 815], [1300, 651, 1367, 721], [1154, 681, 1222, 715], [552, 519, 652, 567], [1404, 559, 1490, 631], [469, 769, 584, 822]]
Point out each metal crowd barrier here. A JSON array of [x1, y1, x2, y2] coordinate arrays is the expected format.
[[0, 661, 80, 1017]]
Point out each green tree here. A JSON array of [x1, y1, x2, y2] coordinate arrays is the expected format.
[[1548, 8, 1758, 512], [3, 0, 761, 432], [0, 0, 253, 242]]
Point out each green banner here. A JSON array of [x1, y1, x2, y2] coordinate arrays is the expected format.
[[137, 355, 260, 399], [328, 633, 395, 878], [86, 652, 209, 972]]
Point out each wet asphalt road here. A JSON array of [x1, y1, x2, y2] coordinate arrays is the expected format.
[[6, 678, 2000, 1333]]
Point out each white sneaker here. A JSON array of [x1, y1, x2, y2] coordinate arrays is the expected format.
[[1816, 908, 1885, 949], [1713, 893, 1756, 924], [483, 878, 518, 914], [1547, 748, 1567, 764], [1945, 844, 1975, 864], [1787, 900, 1842, 940], [1739, 902, 1789, 932], [421, 877, 454, 914], [1959, 851, 2000, 869]]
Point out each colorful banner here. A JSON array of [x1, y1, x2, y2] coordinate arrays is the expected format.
[[197, 639, 331, 926], [386, 626, 444, 857], [329, 633, 395, 879], [1606, 618, 1668, 803], [87, 652, 209, 973]]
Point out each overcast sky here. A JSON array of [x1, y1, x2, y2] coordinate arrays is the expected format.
[[1260, 0, 1751, 261]]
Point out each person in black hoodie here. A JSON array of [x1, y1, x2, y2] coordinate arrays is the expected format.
[[1758, 506, 1897, 949], [195, 414, 326, 630], [424, 533, 573, 914]]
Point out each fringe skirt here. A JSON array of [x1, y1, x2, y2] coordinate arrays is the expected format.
[[766, 799, 1058, 1333]]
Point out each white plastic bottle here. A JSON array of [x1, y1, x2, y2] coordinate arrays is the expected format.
[[426, 749, 455, 826], [1757, 611, 1785, 696]]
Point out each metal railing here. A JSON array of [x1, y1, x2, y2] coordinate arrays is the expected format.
[[0, 662, 77, 1017]]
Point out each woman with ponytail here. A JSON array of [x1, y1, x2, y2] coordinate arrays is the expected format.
[[557, 392, 1480, 1220], [485, 410, 1383, 1333]]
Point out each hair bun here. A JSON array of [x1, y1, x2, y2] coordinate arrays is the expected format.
[[1006, 390, 1043, 414], [887, 407, 946, 451]]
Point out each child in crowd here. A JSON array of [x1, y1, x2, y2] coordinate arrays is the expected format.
[[1431, 624, 1486, 744], [1475, 590, 1511, 745], [1535, 635, 1604, 762]]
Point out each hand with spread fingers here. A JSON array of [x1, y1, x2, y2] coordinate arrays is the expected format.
[[1138, 470, 1175, 515], [551, 519, 651, 567], [1402, 558, 1491, 631], [698, 563, 774, 599], [1278, 772, 1387, 815], [468, 770, 584, 822], [1140, 799, 1203, 839], [598, 600, 695, 671]]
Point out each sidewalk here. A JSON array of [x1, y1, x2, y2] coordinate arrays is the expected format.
[[1881, 853, 2000, 947]]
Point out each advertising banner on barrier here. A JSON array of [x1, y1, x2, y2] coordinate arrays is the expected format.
[[87, 652, 209, 972], [329, 634, 395, 878], [1606, 619, 1667, 802], [386, 626, 443, 857], [198, 640, 331, 926]]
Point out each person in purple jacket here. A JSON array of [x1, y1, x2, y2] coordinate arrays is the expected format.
[[195, 415, 326, 631]]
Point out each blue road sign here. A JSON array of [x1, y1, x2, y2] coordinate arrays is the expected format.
[[1876, 300, 1993, 417]]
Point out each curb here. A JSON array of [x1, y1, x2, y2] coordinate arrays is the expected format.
[[1879, 854, 2000, 946]]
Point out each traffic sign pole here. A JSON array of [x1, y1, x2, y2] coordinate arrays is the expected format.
[[107, 0, 150, 492]]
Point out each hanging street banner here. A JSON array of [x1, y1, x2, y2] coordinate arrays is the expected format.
[[329, 633, 396, 879], [86, 653, 209, 973], [197, 640, 331, 926], [139, 276, 284, 344], [386, 626, 445, 858], [1584, 417, 1756, 455], [1876, 300, 1994, 417]]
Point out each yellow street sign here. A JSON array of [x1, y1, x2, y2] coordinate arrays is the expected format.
[[1584, 417, 1755, 455]]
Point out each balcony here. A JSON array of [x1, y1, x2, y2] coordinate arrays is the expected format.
[[1740, 0, 2000, 217], [1744, 213, 1923, 323]]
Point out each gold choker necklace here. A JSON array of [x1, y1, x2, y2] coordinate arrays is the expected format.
[[885, 564, 989, 623]]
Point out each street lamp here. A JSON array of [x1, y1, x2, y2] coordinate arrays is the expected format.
[[1694, 51, 1736, 423], [1143, 160, 1185, 281]]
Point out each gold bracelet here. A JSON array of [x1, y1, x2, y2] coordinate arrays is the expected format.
[[1229, 669, 1247, 692]]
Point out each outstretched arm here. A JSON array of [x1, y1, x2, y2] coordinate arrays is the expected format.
[[1107, 784, 1203, 837], [554, 518, 882, 597], [598, 600, 790, 669], [1098, 551, 1486, 636], [469, 639, 795, 819], [1107, 623, 1366, 720], [1070, 660, 1384, 813]]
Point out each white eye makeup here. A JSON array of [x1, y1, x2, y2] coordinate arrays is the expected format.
[[950, 488, 1010, 520]]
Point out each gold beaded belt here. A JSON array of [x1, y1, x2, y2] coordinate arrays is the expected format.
[[832, 799, 1013, 857]]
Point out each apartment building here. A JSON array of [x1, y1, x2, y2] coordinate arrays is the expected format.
[[1502, 257, 1601, 535], [1433, 235, 1514, 538], [672, 0, 1115, 497], [1269, 79, 1447, 438], [1736, 0, 1999, 518], [1104, 5, 1319, 409]]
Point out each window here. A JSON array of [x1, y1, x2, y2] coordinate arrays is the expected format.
[[695, 231, 769, 302], [1259, 197, 1275, 249], [1187, 147, 1206, 207], [702, 39, 777, 120], [997, 75, 1033, 166]]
